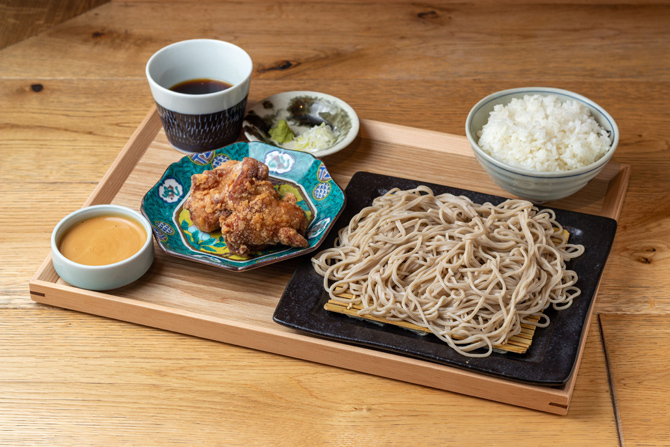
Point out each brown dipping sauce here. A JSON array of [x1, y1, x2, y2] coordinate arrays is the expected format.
[[58, 215, 147, 266], [170, 78, 232, 95]]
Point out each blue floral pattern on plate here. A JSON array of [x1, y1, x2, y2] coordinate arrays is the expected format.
[[141, 141, 346, 272]]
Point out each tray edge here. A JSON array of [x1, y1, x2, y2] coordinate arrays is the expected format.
[[28, 108, 630, 416]]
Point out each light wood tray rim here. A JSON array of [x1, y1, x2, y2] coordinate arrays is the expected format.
[[29, 107, 630, 416]]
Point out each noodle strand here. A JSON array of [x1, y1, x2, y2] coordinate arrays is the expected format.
[[312, 186, 584, 358]]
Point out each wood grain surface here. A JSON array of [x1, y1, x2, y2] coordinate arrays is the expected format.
[[0, 0, 109, 50], [1, 0, 669, 444], [600, 314, 670, 447], [1, 308, 618, 446]]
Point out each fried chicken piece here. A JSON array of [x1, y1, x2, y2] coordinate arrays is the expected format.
[[183, 157, 309, 256], [182, 160, 243, 232], [220, 158, 308, 256]]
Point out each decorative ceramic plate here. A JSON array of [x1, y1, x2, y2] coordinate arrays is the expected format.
[[273, 171, 618, 385], [242, 91, 359, 157], [141, 142, 346, 272]]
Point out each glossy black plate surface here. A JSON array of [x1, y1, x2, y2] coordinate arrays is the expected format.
[[273, 172, 617, 385]]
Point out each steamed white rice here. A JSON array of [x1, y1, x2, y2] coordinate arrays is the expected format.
[[476, 94, 612, 172]]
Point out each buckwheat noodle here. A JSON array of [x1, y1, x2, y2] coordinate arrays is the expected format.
[[311, 186, 584, 357]]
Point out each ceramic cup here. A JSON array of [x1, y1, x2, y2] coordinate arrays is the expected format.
[[51, 205, 155, 291], [146, 39, 253, 153]]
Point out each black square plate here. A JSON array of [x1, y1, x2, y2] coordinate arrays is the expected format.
[[273, 172, 617, 386]]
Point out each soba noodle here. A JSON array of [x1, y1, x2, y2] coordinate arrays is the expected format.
[[311, 186, 584, 357]]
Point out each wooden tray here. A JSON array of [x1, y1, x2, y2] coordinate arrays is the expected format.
[[30, 106, 630, 415]]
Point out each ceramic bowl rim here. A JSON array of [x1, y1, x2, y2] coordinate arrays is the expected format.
[[145, 38, 253, 100], [465, 87, 619, 179], [244, 90, 360, 157], [51, 204, 154, 272]]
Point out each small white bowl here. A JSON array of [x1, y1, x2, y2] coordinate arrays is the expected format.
[[51, 204, 154, 290], [242, 91, 359, 157], [465, 87, 619, 202]]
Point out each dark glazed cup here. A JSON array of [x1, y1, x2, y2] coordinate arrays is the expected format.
[[146, 39, 253, 153]]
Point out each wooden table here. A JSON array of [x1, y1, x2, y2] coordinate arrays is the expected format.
[[1, 1, 669, 445]]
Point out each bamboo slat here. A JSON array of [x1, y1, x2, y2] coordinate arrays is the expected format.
[[324, 299, 539, 354]]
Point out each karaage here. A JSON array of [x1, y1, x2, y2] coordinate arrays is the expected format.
[[183, 158, 309, 256]]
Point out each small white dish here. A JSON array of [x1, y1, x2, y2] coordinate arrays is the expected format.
[[51, 204, 154, 290], [243, 91, 359, 157]]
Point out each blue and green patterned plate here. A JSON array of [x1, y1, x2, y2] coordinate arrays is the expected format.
[[140, 142, 346, 272]]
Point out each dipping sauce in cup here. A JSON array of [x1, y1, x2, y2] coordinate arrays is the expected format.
[[51, 205, 154, 291], [170, 78, 232, 95], [58, 214, 147, 266], [145, 39, 253, 154]]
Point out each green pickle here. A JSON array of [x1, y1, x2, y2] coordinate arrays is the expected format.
[[269, 119, 295, 143]]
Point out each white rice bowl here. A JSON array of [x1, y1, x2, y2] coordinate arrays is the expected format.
[[476, 94, 612, 172]]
